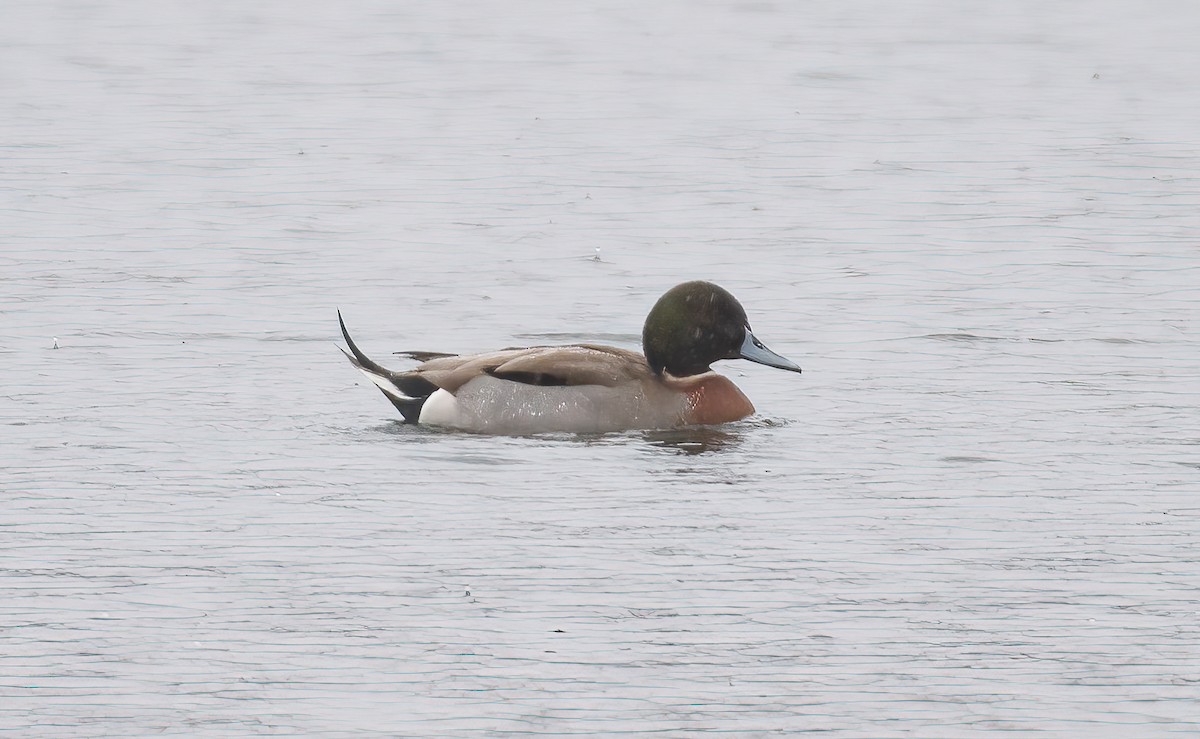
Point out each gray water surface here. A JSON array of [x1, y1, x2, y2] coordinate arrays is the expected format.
[[3, 1, 1199, 735]]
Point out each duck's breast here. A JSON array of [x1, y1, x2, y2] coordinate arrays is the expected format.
[[679, 373, 755, 425]]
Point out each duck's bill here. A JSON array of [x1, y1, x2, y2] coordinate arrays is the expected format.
[[739, 330, 802, 373]]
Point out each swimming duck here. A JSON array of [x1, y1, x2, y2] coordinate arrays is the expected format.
[[338, 280, 802, 435]]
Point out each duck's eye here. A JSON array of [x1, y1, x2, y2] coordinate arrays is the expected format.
[[745, 327, 764, 349]]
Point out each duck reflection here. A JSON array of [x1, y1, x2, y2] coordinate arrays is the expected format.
[[642, 425, 743, 455]]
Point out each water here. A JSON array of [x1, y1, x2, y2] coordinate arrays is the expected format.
[[3, 0, 1198, 735]]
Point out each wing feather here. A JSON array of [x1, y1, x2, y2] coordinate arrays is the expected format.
[[410, 345, 649, 392]]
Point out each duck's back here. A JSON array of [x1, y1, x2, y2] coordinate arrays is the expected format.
[[410, 344, 651, 393]]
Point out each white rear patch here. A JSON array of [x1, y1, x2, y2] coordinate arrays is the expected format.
[[418, 389, 460, 426]]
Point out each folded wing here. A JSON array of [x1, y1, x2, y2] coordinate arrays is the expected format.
[[411, 345, 649, 393]]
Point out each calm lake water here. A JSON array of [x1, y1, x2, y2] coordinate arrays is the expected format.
[[3, 0, 1199, 735]]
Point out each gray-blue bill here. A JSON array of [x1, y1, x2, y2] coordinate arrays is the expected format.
[[739, 330, 802, 373]]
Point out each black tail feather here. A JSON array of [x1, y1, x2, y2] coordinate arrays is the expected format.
[[384, 393, 426, 424], [337, 310, 434, 424], [338, 310, 393, 376]]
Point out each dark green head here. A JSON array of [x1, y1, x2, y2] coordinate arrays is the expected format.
[[642, 281, 803, 378]]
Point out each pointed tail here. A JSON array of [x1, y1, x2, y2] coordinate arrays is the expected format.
[[337, 310, 427, 423]]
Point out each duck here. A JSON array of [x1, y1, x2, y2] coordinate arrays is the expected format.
[[337, 280, 802, 435]]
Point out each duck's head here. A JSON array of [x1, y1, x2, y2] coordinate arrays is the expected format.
[[642, 280, 803, 378]]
